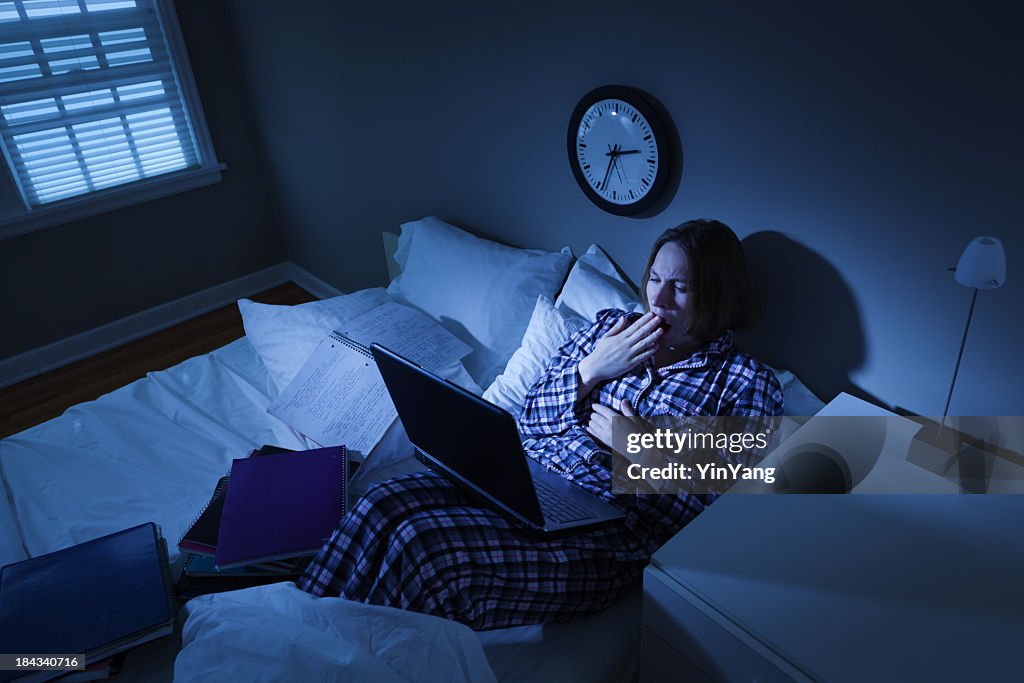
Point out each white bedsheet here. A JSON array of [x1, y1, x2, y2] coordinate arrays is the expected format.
[[0, 337, 307, 568], [0, 336, 639, 683]]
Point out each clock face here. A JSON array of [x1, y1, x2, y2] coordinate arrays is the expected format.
[[567, 86, 670, 216]]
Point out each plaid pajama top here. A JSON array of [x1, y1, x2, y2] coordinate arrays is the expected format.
[[520, 308, 783, 553], [298, 308, 783, 630]]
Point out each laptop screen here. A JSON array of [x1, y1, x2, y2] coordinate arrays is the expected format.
[[371, 344, 544, 526]]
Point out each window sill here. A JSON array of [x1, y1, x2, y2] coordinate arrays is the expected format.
[[0, 163, 226, 241]]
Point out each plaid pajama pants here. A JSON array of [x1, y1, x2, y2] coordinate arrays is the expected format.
[[296, 470, 650, 631]]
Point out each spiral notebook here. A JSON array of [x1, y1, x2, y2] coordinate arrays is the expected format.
[[177, 445, 296, 557], [0, 523, 174, 682], [267, 332, 393, 454], [266, 302, 471, 455], [214, 445, 347, 570], [178, 476, 229, 556]]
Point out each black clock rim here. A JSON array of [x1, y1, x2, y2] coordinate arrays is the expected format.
[[566, 85, 670, 216]]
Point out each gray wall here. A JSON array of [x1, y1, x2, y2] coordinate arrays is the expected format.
[[242, 1, 1019, 416], [0, 2, 286, 360]]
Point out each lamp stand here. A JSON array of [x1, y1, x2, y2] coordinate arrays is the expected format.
[[937, 287, 978, 438], [907, 287, 985, 489], [906, 235, 1007, 492]]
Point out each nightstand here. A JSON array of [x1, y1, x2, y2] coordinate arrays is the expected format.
[[640, 393, 1024, 682]]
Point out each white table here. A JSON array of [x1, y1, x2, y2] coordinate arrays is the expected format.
[[640, 393, 1024, 682]]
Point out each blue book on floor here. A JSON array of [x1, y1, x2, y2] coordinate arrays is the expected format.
[[0, 522, 175, 683]]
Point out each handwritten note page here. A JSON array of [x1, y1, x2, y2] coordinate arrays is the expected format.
[[342, 301, 471, 372], [267, 301, 473, 457], [267, 336, 396, 456]]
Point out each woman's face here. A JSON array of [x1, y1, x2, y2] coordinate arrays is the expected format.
[[646, 242, 693, 348]]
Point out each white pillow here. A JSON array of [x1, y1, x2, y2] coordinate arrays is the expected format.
[[483, 296, 589, 416], [767, 366, 826, 416], [387, 217, 573, 388], [238, 288, 393, 393], [555, 244, 643, 321]]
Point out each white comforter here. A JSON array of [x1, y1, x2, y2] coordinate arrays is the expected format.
[[175, 583, 496, 683]]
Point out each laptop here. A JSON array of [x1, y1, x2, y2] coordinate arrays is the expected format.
[[371, 343, 625, 534]]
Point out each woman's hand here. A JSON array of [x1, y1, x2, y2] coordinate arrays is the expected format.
[[578, 312, 663, 389], [587, 399, 648, 456]]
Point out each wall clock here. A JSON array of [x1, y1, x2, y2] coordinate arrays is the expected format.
[[567, 85, 670, 216]]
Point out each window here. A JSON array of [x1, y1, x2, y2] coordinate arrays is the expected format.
[[0, 0, 222, 238]]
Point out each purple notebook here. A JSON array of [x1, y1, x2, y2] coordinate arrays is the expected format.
[[215, 446, 346, 570]]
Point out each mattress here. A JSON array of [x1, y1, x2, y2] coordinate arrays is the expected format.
[[0, 336, 639, 683]]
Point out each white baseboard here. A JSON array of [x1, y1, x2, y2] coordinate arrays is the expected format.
[[288, 262, 344, 300], [0, 263, 293, 389]]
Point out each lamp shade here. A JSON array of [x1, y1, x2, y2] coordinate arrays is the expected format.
[[954, 236, 1006, 289]]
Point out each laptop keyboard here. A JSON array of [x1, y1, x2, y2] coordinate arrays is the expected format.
[[535, 480, 597, 525]]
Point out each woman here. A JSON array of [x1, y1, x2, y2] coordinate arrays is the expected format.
[[297, 219, 783, 631]]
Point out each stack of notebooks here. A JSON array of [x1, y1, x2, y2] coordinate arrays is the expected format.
[[176, 444, 350, 599], [0, 523, 174, 683]]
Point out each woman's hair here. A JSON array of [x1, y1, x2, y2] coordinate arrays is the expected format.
[[640, 219, 759, 341]]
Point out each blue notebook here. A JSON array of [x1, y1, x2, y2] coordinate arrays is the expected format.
[[0, 523, 175, 682]]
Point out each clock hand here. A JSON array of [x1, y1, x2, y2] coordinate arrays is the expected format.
[[603, 144, 626, 185], [604, 144, 626, 184], [600, 152, 616, 192], [605, 149, 640, 156], [599, 144, 623, 191]]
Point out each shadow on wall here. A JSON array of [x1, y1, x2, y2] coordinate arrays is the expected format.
[[736, 231, 882, 408]]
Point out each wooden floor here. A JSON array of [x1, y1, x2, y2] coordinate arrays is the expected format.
[[0, 282, 317, 439]]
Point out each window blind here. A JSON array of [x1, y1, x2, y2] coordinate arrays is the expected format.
[[0, 0, 200, 206]]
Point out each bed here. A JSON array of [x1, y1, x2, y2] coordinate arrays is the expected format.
[[0, 217, 824, 682]]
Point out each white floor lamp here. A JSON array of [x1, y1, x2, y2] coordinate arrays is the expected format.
[[940, 236, 1006, 429], [909, 236, 1006, 487]]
